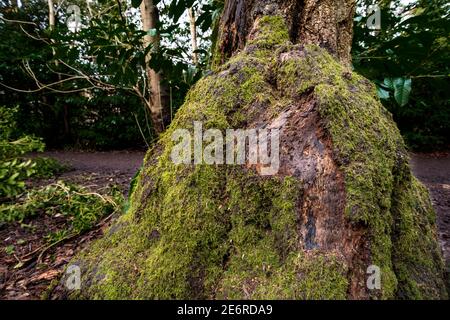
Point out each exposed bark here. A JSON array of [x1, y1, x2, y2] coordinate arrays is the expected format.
[[216, 0, 355, 65], [188, 7, 199, 65], [140, 0, 171, 134]]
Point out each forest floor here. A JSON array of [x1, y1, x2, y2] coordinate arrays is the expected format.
[[0, 151, 145, 300], [0, 151, 449, 299]]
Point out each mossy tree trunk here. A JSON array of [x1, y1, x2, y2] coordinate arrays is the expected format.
[[215, 0, 355, 65], [61, 0, 448, 300]]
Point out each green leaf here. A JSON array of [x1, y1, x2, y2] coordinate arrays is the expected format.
[[147, 28, 158, 37], [393, 77, 412, 107], [377, 86, 390, 100], [383, 78, 395, 90], [7, 172, 20, 183]]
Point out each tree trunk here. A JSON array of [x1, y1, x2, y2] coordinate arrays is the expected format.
[[62, 0, 447, 300], [216, 0, 355, 65], [188, 7, 199, 65], [47, 0, 71, 140], [48, 0, 55, 30], [140, 0, 171, 134]]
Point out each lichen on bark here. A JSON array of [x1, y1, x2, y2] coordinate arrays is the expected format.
[[62, 15, 447, 300]]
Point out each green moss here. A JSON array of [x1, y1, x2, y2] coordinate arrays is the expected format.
[[68, 15, 447, 300], [278, 45, 349, 98], [302, 47, 446, 299], [390, 173, 447, 299], [248, 16, 290, 49]]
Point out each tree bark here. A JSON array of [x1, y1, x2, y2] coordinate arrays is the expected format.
[[47, 0, 71, 139], [48, 0, 55, 30], [188, 7, 199, 65], [140, 0, 171, 134], [216, 0, 355, 65]]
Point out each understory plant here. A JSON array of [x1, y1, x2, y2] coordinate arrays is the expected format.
[[0, 181, 124, 236], [0, 106, 68, 198]]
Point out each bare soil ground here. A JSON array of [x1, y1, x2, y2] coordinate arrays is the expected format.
[[29, 150, 146, 194], [0, 150, 448, 299], [0, 151, 145, 300]]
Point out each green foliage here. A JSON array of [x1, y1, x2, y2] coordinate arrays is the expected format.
[[32, 157, 69, 178], [0, 106, 69, 198], [196, 0, 224, 33], [0, 106, 45, 198], [353, 0, 450, 149], [0, 181, 123, 235], [4, 244, 15, 255], [379, 77, 412, 107]]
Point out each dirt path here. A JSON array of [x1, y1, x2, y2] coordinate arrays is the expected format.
[[1, 150, 449, 299], [33, 150, 146, 194]]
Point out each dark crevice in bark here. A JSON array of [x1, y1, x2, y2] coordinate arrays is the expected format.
[[288, 0, 304, 43], [218, 0, 250, 65]]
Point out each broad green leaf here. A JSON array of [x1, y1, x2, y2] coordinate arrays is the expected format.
[[393, 77, 412, 107]]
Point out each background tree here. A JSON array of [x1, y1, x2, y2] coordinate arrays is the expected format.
[[0, 0, 208, 146], [140, 0, 170, 134], [188, 6, 199, 65]]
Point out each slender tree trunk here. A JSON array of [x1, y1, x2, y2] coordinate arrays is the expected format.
[[188, 7, 199, 65], [48, 0, 70, 139], [86, 0, 93, 19], [48, 0, 55, 30], [140, 0, 171, 134]]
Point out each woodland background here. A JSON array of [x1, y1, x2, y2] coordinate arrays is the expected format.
[[1, 0, 448, 151]]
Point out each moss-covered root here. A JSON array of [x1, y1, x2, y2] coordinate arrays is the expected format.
[[63, 15, 447, 300]]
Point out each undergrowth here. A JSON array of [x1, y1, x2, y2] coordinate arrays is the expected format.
[[0, 106, 69, 198], [0, 181, 123, 235]]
